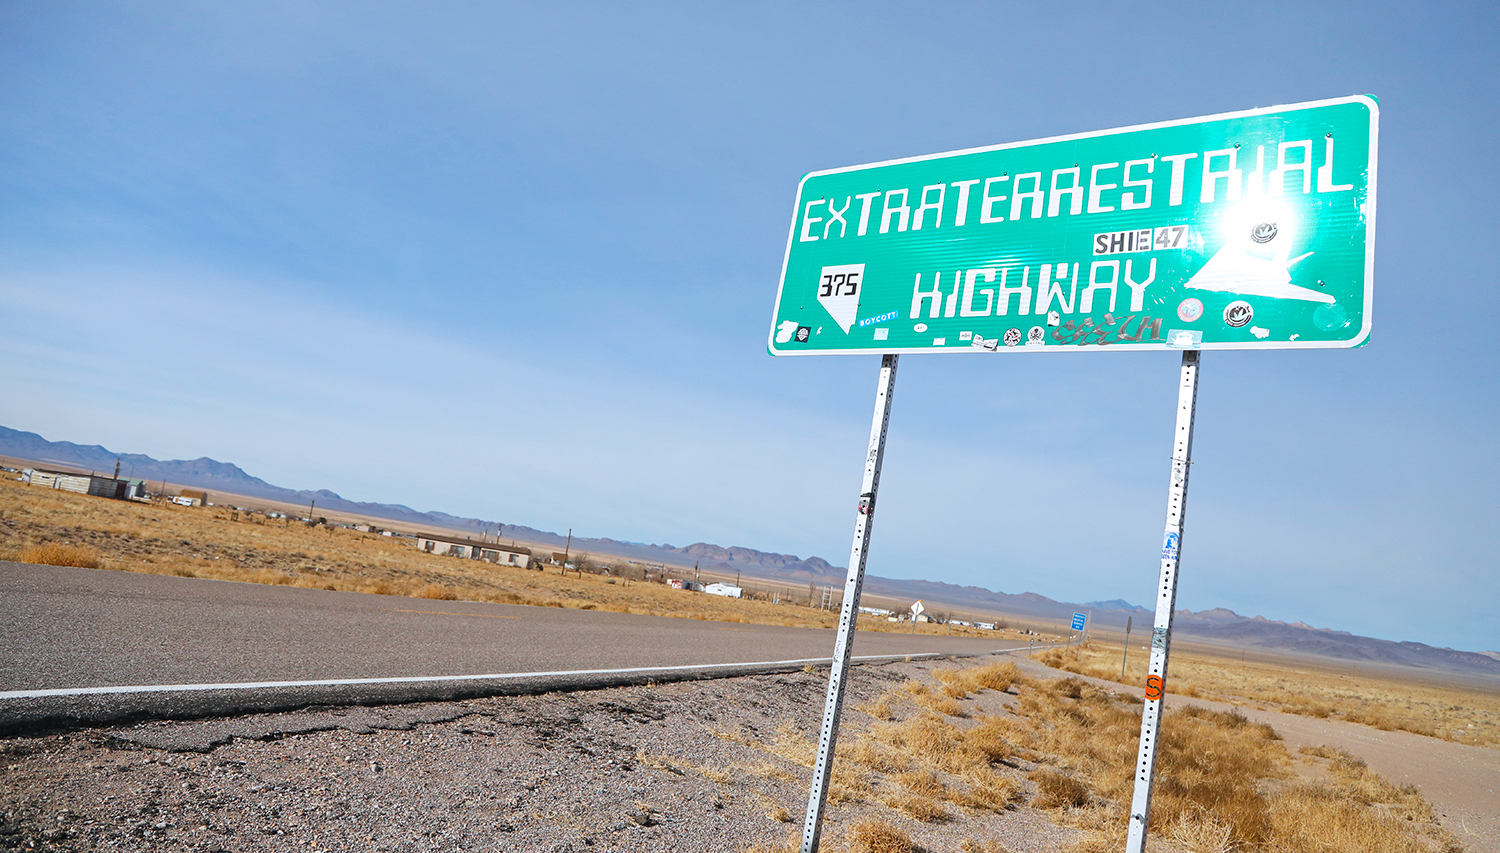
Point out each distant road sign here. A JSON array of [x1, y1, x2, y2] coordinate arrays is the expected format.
[[770, 96, 1377, 355], [1072, 613, 1087, 631], [910, 600, 925, 617]]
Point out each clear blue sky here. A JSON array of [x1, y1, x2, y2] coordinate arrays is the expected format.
[[3, 2, 1496, 652]]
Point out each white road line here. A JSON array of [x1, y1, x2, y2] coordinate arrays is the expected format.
[[0, 647, 1027, 701]]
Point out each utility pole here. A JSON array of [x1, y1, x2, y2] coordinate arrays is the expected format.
[[1121, 616, 1133, 680], [563, 528, 572, 568]]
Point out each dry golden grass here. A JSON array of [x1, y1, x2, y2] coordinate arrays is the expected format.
[[933, 660, 1020, 698], [996, 670, 1460, 853], [1032, 767, 1091, 809], [1169, 809, 1235, 853], [1040, 640, 1500, 750], [725, 658, 1456, 853], [846, 818, 915, 853], [883, 788, 949, 822], [952, 766, 1023, 813], [901, 680, 966, 716], [0, 476, 1026, 641], [14, 541, 104, 568]]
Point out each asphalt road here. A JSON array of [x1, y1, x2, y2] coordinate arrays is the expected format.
[[0, 562, 1021, 730]]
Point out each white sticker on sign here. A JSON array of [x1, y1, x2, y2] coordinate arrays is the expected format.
[[816, 264, 864, 333]]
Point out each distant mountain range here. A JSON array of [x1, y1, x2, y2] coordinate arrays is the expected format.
[[5, 424, 1498, 676]]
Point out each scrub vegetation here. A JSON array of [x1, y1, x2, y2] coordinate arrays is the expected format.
[[720, 661, 1458, 853], [1037, 643, 1500, 750], [4, 472, 1495, 754], [0, 475, 1018, 637]]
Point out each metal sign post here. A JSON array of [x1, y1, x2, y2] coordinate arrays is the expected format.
[[1125, 350, 1201, 853], [800, 353, 898, 853]]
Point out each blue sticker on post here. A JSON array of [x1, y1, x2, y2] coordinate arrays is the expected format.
[[1161, 530, 1180, 561]]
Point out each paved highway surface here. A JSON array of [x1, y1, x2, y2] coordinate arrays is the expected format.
[[0, 562, 1022, 729]]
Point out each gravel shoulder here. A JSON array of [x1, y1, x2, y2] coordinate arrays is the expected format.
[[1, 655, 1084, 853], [3, 653, 1488, 853]]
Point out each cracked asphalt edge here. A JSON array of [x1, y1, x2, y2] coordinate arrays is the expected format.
[[0, 650, 999, 737]]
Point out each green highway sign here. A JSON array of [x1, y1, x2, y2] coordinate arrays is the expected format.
[[768, 96, 1377, 355]]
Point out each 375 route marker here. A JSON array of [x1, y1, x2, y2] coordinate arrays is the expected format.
[[770, 96, 1378, 853]]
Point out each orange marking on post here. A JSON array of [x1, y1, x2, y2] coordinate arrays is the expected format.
[[1144, 674, 1164, 701]]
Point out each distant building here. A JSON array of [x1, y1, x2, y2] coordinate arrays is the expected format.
[[975, 622, 996, 631], [415, 533, 531, 568], [177, 489, 208, 507], [22, 469, 146, 501], [703, 583, 743, 599], [668, 578, 704, 591]]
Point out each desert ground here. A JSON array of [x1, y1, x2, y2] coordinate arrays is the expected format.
[[0, 475, 1027, 641], [0, 653, 1475, 853], [3, 472, 1496, 851]]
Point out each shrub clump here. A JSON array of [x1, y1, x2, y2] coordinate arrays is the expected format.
[[21, 542, 103, 569], [847, 818, 914, 853]]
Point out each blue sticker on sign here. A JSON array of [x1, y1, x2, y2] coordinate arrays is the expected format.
[[1161, 531, 1180, 561]]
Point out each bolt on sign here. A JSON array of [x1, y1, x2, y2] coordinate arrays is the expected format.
[[769, 96, 1377, 355]]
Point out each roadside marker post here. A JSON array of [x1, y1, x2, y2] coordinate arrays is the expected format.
[[772, 97, 1376, 852], [1125, 351, 1200, 853], [800, 354, 897, 853]]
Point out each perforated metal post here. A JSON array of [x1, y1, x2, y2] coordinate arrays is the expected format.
[[1125, 350, 1201, 853], [801, 354, 898, 853]]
